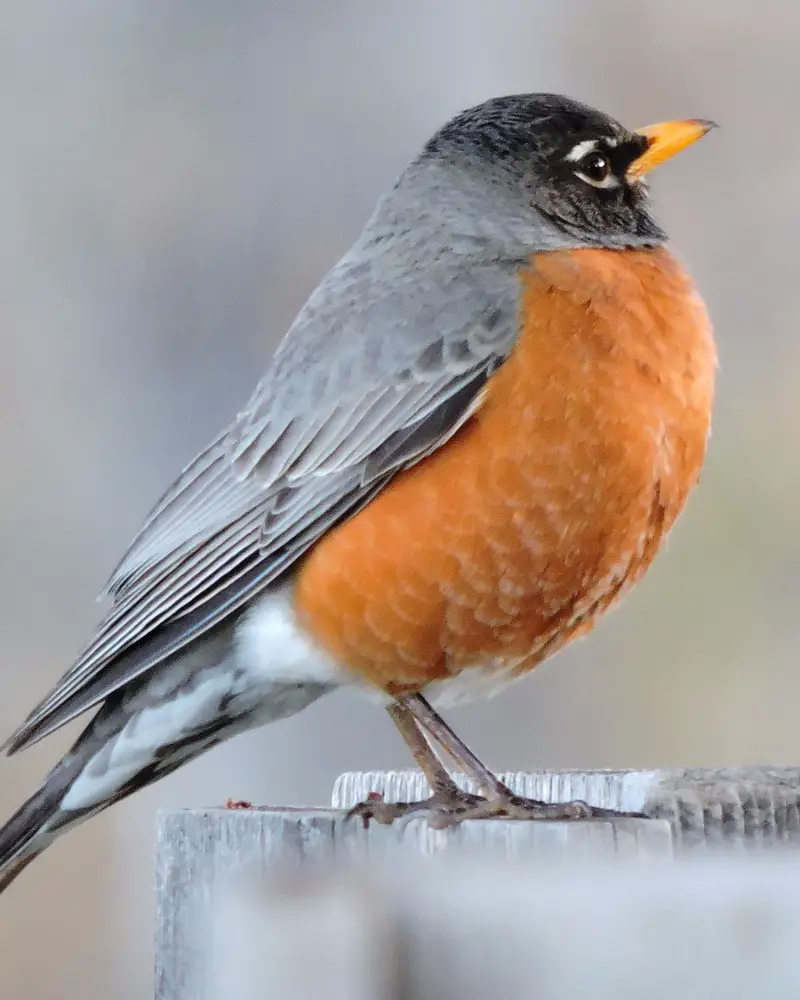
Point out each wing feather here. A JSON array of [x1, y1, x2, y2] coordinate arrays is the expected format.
[[5, 252, 521, 753]]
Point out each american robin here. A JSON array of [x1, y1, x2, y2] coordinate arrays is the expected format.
[[0, 93, 716, 889]]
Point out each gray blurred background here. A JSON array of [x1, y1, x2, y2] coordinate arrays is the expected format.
[[0, 2, 796, 996]]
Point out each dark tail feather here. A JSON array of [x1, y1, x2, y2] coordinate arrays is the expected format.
[[0, 783, 60, 891], [0, 852, 42, 894], [0, 696, 236, 895], [0, 750, 96, 895]]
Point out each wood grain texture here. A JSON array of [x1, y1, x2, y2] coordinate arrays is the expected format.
[[155, 803, 670, 1000], [155, 809, 338, 1000], [333, 767, 800, 848]]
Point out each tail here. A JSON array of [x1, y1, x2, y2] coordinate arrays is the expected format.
[[0, 666, 334, 894], [0, 855, 39, 894], [0, 751, 101, 893]]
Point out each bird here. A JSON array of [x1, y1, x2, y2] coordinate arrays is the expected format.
[[0, 92, 716, 890]]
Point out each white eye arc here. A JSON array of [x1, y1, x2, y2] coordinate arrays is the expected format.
[[564, 139, 602, 163]]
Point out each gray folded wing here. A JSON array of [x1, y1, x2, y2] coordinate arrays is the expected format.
[[5, 254, 520, 753]]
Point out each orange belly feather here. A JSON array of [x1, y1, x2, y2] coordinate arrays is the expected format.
[[293, 247, 716, 693]]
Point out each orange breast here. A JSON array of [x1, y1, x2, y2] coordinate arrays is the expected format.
[[294, 247, 716, 693]]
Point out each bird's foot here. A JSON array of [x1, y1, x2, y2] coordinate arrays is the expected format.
[[347, 785, 643, 828]]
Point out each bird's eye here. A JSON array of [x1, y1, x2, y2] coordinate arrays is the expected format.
[[574, 151, 617, 188], [580, 152, 610, 181]]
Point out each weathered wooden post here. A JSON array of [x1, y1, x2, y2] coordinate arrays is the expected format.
[[155, 767, 800, 1000]]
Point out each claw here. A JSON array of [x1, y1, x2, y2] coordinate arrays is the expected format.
[[346, 798, 411, 828]]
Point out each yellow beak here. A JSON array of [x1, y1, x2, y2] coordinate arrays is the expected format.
[[627, 119, 717, 180]]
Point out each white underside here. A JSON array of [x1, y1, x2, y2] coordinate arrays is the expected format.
[[234, 587, 352, 687], [424, 660, 526, 707]]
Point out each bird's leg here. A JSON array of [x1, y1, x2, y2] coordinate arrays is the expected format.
[[384, 701, 461, 794], [400, 693, 508, 798], [399, 694, 644, 823], [346, 701, 484, 827]]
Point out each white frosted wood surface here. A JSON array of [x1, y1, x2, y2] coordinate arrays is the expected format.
[[155, 809, 338, 1000], [332, 767, 800, 847], [156, 766, 800, 997], [155, 805, 670, 999], [212, 858, 800, 1000], [212, 874, 398, 1000]]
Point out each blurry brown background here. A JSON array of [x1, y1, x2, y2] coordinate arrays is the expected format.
[[0, 2, 797, 997]]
